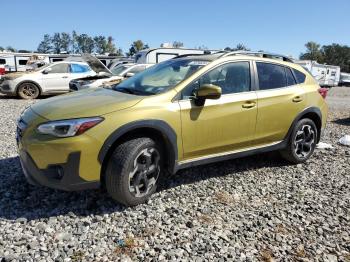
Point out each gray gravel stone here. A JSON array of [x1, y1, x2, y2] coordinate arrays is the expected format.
[[0, 92, 349, 260]]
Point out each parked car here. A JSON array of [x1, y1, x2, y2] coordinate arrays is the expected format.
[[0, 61, 94, 99], [17, 51, 328, 206], [69, 55, 153, 91], [107, 58, 134, 70], [339, 72, 350, 86]]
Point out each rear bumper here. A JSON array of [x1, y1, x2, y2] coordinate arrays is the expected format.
[[19, 150, 100, 191]]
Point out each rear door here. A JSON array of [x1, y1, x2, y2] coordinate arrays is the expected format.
[[253, 62, 307, 146]]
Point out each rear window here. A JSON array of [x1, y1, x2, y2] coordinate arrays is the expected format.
[[292, 69, 306, 84], [0, 59, 5, 65]]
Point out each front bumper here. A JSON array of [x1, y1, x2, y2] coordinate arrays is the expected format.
[[19, 150, 100, 191]]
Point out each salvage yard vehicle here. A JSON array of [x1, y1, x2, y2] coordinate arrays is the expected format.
[[0, 61, 94, 99], [69, 55, 153, 91], [339, 72, 350, 86], [135, 47, 215, 64], [17, 51, 328, 206], [295, 60, 340, 87]]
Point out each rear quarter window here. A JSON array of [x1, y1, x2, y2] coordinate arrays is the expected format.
[[292, 69, 306, 84]]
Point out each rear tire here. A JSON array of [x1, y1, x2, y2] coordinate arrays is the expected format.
[[17, 82, 40, 99], [105, 137, 163, 206], [280, 118, 317, 164]]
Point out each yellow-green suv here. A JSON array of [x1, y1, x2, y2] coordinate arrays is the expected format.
[[17, 52, 328, 206]]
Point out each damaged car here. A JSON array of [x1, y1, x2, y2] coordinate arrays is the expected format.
[[69, 55, 153, 91], [0, 60, 94, 99]]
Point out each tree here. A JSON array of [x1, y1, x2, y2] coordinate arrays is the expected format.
[[300, 41, 324, 62], [6, 46, 16, 52], [234, 43, 250, 51], [60, 32, 71, 53], [72, 31, 79, 54], [225, 44, 250, 51], [0, 46, 4, 51], [18, 50, 31, 53], [51, 33, 62, 53], [94, 35, 108, 54], [37, 34, 52, 53], [105, 36, 117, 54], [127, 40, 148, 56], [173, 41, 184, 48], [322, 44, 350, 73], [75, 34, 95, 53]]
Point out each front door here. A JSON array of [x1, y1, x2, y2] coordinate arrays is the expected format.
[[41, 63, 70, 92], [179, 61, 258, 160]]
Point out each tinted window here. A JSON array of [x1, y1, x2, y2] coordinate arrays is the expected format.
[[257, 62, 286, 90], [285, 67, 296, 86], [292, 69, 306, 84], [0, 59, 5, 65], [70, 64, 90, 73], [18, 60, 28, 65], [48, 63, 69, 73], [183, 62, 251, 98]]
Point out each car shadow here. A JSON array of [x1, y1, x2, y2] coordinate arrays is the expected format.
[[0, 152, 289, 221], [332, 117, 350, 126]]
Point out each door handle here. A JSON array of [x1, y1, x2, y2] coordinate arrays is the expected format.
[[62, 76, 68, 79], [292, 96, 303, 103], [242, 101, 256, 109]]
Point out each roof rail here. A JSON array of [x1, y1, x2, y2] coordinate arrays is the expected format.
[[220, 51, 294, 63]]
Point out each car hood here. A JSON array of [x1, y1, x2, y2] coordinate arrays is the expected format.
[[30, 88, 143, 120], [82, 54, 113, 77], [2, 71, 31, 80]]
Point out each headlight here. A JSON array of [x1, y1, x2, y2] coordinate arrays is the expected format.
[[37, 117, 103, 137]]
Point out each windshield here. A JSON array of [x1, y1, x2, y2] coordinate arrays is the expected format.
[[113, 59, 208, 95], [35, 63, 51, 72], [111, 65, 131, 76]]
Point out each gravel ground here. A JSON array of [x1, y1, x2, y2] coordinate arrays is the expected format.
[[0, 89, 349, 262]]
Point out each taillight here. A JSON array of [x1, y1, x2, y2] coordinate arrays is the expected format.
[[318, 88, 328, 99], [0, 67, 5, 75]]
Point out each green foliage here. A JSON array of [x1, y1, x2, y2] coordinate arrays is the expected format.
[[224, 43, 250, 51], [6, 46, 17, 52], [0, 46, 4, 51], [300, 41, 350, 72], [173, 41, 184, 48], [127, 40, 149, 56], [36, 32, 122, 55], [300, 41, 324, 62]]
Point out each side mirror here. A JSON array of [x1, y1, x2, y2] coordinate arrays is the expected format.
[[42, 68, 52, 74], [195, 84, 222, 100], [125, 72, 135, 78]]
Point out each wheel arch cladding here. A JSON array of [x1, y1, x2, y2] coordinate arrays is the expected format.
[[16, 80, 42, 94], [287, 107, 322, 143], [98, 120, 178, 176]]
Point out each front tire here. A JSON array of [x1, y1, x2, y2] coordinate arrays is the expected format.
[[17, 82, 40, 99], [281, 118, 317, 164], [105, 137, 163, 206]]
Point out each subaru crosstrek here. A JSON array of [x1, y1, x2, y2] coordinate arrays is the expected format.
[[17, 52, 328, 206]]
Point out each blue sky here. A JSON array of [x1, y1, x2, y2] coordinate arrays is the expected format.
[[1, 0, 349, 58]]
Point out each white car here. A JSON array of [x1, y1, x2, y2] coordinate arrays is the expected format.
[[69, 56, 153, 91], [0, 61, 94, 99]]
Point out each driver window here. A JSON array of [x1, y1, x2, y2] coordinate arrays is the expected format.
[[182, 62, 251, 99], [48, 63, 69, 74]]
